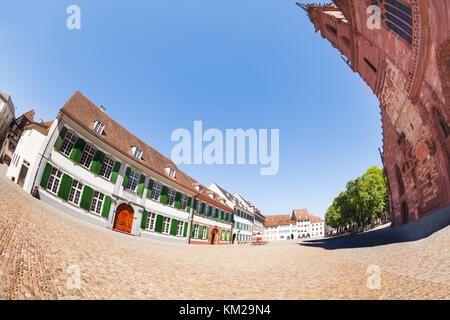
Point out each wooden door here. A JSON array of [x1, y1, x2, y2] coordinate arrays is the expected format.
[[113, 204, 134, 233], [18, 164, 28, 188]]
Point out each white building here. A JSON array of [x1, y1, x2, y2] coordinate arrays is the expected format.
[[263, 215, 297, 241], [0, 91, 15, 143], [233, 193, 265, 240], [6, 91, 219, 244], [209, 183, 255, 244], [291, 209, 325, 239], [263, 209, 325, 241]]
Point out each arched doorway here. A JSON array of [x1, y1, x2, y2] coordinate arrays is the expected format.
[[401, 201, 409, 224], [232, 233, 236, 244], [113, 203, 134, 234], [210, 228, 219, 245]]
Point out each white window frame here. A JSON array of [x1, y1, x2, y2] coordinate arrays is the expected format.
[[68, 180, 84, 206], [145, 212, 157, 231], [180, 194, 188, 210], [100, 156, 115, 179], [151, 181, 162, 200], [162, 217, 171, 234], [90, 191, 105, 215], [167, 188, 176, 206], [202, 226, 208, 240], [194, 225, 199, 238], [79, 144, 96, 169], [93, 121, 105, 135], [59, 131, 77, 156], [132, 147, 143, 160], [47, 168, 63, 195], [176, 221, 184, 237], [126, 170, 140, 192]]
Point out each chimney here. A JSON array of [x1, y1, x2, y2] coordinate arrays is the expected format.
[[100, 105, 106, 112]]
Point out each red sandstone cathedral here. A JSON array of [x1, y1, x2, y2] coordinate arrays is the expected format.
[[298, 0, 449, 226]]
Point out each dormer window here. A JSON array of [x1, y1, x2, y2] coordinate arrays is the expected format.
[[194, 185, 202, 192], [132, 147, 143, 160], [166, 167, 176, 178], [93, 121, 105, 135], [208, 193, 215, 199]]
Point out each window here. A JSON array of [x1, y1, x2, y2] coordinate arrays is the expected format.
[[162, 217, 171, 234], [202, 227, 208, 240], [93, 121, 105, 135], [167, 188, 176, 206], [395, 165, 405, 196], [80, 145, 96, 169], [68, 180, 84, 206], [100, 156, 115, 179], [193, 225, 199, 238], [145, 212, 157, 231], [364, 58, 377, 73], [166, 167, 176, 178], [151, 182, 162, 200], [59, 131, 77, 156], [132, 147, 143, 160], [90, 191, 105, 215], [177, 221, 184, 236], [326, 24, 337, 36], [382, 0, 413, 45], [126, 170, 140, 191], [180, 194, 188, 210], [204, 204, 210, 216], [47, 168, 63, 194], [196, 201, 202, 214]]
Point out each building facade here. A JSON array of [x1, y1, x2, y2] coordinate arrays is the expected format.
[[263, 210, 325, 241], [298, 1, 450, 226], [0, 91, 15, 144], [209, 183, 255, 244], [0, 110, 35, 166], [189, 184, 233, 245], [7, 91, 223, 244]]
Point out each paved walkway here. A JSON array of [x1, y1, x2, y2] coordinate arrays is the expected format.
[[0, 166, 448, 299]]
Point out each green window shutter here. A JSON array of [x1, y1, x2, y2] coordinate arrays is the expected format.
[[155, 215, 164, 233], [208, 206, 212, 217], [200, 203, 205, 215], [90, 150, 105, 175], [146, 179, 154, 199], [191, 224, 196, 238], [122, 167, 131, 188], [80, 186, 94, 211], [206, 227, 210, 239], [198, 225, 204, 239], [174, 192, 182, 209], [186, 197, 192, 212], [170, 219, 178, 236], [193, 199, 198, 214], [40, 163, 53, 188], [53, 127, 68, 150], [140, 210, 148, 229], [159, 186, 168, 204], [102, 196, 112, 218], [183, 222, 189, 237], [69, 138, 86, 164], [57, 174, 73, 201], [137, 175, 146, 197], [110, 161, 121, 183]]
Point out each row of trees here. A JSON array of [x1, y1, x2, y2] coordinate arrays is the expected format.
[[325, 166, 390, 234]]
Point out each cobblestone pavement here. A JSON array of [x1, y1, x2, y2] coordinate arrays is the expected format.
[[0, 168, 448, 300]]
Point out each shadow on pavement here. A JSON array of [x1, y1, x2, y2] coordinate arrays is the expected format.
[[300, 205, 450, 250]]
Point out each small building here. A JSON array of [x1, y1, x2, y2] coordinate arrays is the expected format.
[[188, 184, 233, 245], [0, 110, 35, 166], [291, 209, 325, 239], [209, 183, 255, 244], [0, 91, 15, 145], [263, 215, 296, 241]]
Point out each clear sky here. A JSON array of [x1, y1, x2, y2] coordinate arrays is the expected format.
[[0, 0, 382, 218]]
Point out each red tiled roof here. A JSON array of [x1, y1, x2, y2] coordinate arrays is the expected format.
[[22, 109, 35, 123], [264, 215, 294, 227], [59, 91, 233, 213]]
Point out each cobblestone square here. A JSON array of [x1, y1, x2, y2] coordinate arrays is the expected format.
[[0, 169, 448, 300]]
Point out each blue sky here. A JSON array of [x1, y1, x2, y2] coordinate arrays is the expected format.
[[0, 0, 381, 218]]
